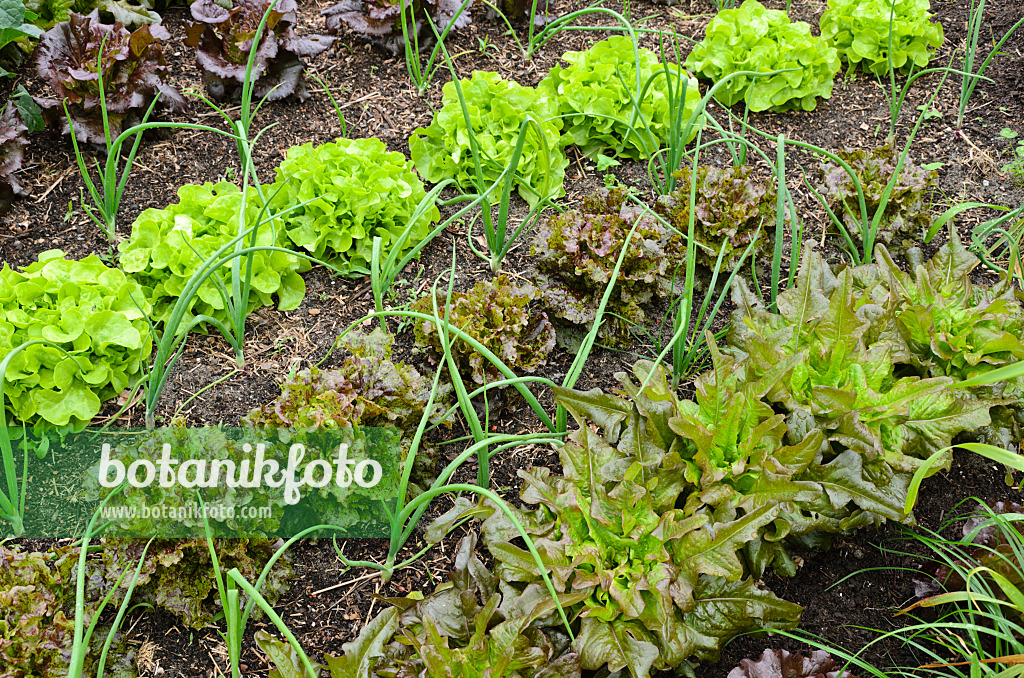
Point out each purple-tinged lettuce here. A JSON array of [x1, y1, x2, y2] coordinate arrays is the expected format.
[[98, 537, 292, 629], [185, 0, 334, 102], [410, 275, 556, 388], [33, 10, 186, 146], [0, 545, 77, 678], [244, 327, 445, 494], [818, 141, 937, 251], [530, 187, 685, 348], [244, 327, 447, 430], [656, 165, 776, 271], [728, 649, 860, 678], [321, 0, 473, 55], [0, 101, 29, 212]]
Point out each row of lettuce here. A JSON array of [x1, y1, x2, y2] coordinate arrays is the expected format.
[[263, 232, 1024, 677], [1, 0, 947, 207], [4, 227, 1021, 678], [0, 130, 941, 431]]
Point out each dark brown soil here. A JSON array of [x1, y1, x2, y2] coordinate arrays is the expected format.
[[2, 0, 1024, 675]]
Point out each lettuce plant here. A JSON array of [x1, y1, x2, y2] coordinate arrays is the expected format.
[[410, 275, 556, 387], [866, 240, 1024, 449], [23, 0, 170, 31], [266, 137, 439, 275], [818, 141, 937, 250], [117, 180, 308, 334], [684, 0, 840, 112], [530, 187, 685, 348], [321, 0, 472, 55], [820, 0, 943, 75], [257, 534, 581, 678], [185, 0, 334, 102], [0, 545, 77, 678], [32, 10, 186, 146], [469, 367, 803, 677], [244, 327, 447, 485], [726, 245, 996, 496], [0, 0, 43, 72], [0, 250, 153, 427], [245, 327, 443, 429], [0, 101, 29, 212], [537, 36, 702, 161], [98, 537, 292, 628], [729, 649, 860, 678], [656, 164, 776, 271], [872, 239, 1024, 397], [409, 70, 567, 208]]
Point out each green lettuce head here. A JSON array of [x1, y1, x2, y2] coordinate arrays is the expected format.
[[539, 35, 703, 161], [684, 0, 840, 112], [820, 0, 943, 75]]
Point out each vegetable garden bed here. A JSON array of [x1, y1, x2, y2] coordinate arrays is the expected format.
[[1, 0, 1024, 675]]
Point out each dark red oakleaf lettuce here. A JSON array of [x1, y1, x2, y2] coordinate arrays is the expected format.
[[33, 10, 186, 146], [322, 0, 473, 55], [728, 649, 859, 678], [530, 187, 685, 348], [656, 165, 776, 271], [185, 0, 334, 102], [0, 101, 29, 213], [410, 274, 556, 388]]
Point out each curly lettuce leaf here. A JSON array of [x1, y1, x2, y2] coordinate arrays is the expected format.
[[684, 0, 840, 112], [409, 70, 567, 208], [820, 0, 943, 75], [0, 250, 154, 427], [410, 274, 556, 388], [0, 545, 78, 678], [117, 180, 309, 334], [267, 137, 439, 275], [818, 141, 937, 250], [98, 537, 292, 628], [655, 164, 776, 271], [538, 36, 703, 161], [530, 187, 685, 348]]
